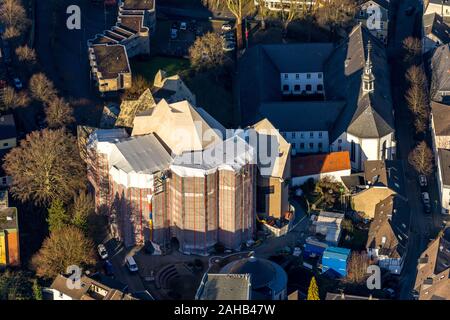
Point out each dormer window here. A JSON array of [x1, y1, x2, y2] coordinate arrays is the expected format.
[[296, 74, 299, 79], [284, 74, 288, 79], [306, 73, 311, 79]]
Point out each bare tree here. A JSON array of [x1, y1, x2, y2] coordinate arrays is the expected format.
[[0, 0, 29, 39], [29, 73, 57, 103], [405, 84, 428, 117], [15, 45, 36, 64], [45, 97, 75, 129], [402, 37, 422, 64], [225, 0, 248, 50], [31, 226, 95, 279], [3, 129, 86, 205], [280, 0, 303, 32], [0, 86, 30, 111], [408, 141, 434, 176], [406, 65, 427, 87], [257, 0, 269, 30], [345, 251, 369, 284], [189, 32, 226, 71], [315, 0, 356, 38]]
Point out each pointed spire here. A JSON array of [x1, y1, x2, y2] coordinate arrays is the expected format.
[[362, 41, 375, 93]]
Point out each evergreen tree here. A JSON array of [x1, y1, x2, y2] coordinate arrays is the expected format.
[[47, 199, 70, 232], [32, 279, 42, 300], [307, 276, 320, 300]]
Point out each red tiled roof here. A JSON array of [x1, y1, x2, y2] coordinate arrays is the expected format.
[[291, 151, 351, 177]]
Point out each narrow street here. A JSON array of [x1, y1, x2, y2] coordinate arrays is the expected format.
[[388, 0, 442, 299]]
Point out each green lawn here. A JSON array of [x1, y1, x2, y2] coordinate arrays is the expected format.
[[131, 56, 235, 127], [131, 56, 191, 84]]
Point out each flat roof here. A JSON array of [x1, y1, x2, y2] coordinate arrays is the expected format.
[[92, 44, 130, 79], [198, 274, 251, 300]]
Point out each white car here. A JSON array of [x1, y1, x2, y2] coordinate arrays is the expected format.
[[180, 22, 187, 31], [125, 256, 139, 273], [419, 175, 427, 188], [221, 23, 232, 32], [13, 78, 22, 90], [97, 244, 108, 260]]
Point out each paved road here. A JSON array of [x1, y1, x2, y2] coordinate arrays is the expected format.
[[388, 0, 442, 299], [35, 0, 110, 126]]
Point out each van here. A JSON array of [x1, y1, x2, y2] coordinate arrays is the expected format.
[[125, 256, 138, 273]]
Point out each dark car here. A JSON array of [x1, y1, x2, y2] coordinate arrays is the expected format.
[[405, 6, 416, 16], [103, 260, 114, 276]]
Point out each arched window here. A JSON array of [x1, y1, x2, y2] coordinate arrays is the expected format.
[[294, 84, 301, 91], [283, 84, 289, 92]]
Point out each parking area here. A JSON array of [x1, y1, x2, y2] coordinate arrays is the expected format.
[[153, 18, 236, 57]]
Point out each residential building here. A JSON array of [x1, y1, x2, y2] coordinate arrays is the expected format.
[[436, 148, 450, 214], [366, 195, 410, 274], [239, 24, 396, 171], [325, 292, 378, 300], [423, 13, 450, 54], [254, 0, 316, 11], [430, 101, 450, 150], [218, 255, 287, 300], [49, 274, 136, 300], [424, 0, 450, 19], [195, 273, 252, 300], [356, 0, 390, 44], [414, 228, 450, 300], [312, 211, 344, 246], [0, 191, 19, 267], [430, 44, 450, 103], [247, 118, 291, 219], [351, 160, 406, 219], [88, 0, 155, 93], [0, 114, 16, 188], [291, 151, 351, 187], [321, 246, 351, 278], [88, 44, 132, 93]]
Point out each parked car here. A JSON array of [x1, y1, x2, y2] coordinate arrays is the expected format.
[[221, 23, 232, 32], [405, 6, 415, 16], [419, 175, 427, 188], [222, 31, 236, 41], [97, 244, 108, 259], [422, 192, 430, 205], [223, 40, 236, 52], [125, 256, 139, 273], [424, 203, 431, 214], [103, 260, 114, 276], [13, 78, 22, 90], [383, 287, 396, 298], [170, 28, 178, 40], [180, 22, 187, 31]]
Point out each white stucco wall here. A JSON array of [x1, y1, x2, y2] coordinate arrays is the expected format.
[[280, 72, 324, 95], [281, 131, 329, 154], [291, 169, 351, 187]]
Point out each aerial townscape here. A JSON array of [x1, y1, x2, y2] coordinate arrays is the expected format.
[[0, 0, 449, 305]]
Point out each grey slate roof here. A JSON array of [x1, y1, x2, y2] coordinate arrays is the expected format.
[[438, 148, 450, 186], [325, 25, 395, 140], [423, 13, 450, 44], [431, 101, 450, 135], [0, 114, 16, 140], [110, 134, 173, 174], [259, 101, 345, 132], [239, 24, 394, 139], [367, 195, 410, 258], [262, 43, 335, 73], [431, 44, 450, 94], [364, 160, 406, 196]]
